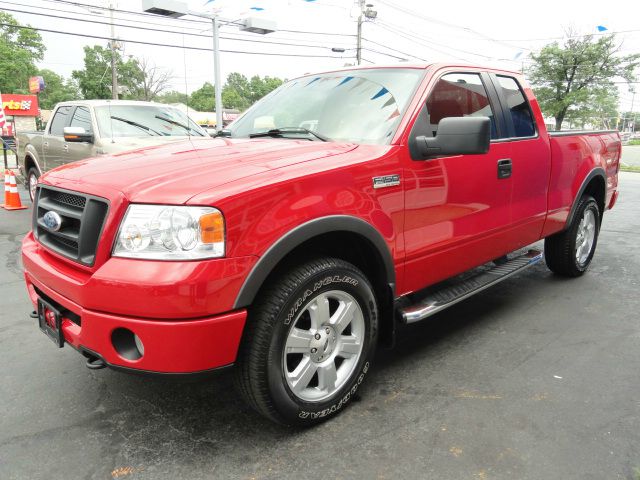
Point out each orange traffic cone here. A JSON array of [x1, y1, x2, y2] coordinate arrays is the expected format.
[[3, 170, 28, 210], [1, 169, 9, 208]]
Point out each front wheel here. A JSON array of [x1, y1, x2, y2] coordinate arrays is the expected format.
[[545, 195, 600, 277], [27, 167, 40, 202], [234, 258, 378, 426]]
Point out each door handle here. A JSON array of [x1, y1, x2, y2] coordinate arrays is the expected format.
[[497, 158, 512, 179]]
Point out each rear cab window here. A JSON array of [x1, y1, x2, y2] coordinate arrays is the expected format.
[[493, 75, 536, 138]]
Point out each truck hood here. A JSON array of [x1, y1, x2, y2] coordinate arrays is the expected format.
[[95, 135, 193, 154], [43, 138, 358, 204]]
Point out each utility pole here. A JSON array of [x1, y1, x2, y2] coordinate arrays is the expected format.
[[356, 0, 364, 65], [630, 89, 636, 133], [109, 2, 119, 100]]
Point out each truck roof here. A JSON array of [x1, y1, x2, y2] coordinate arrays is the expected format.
[[53, 100, 177, 108], [295, 62, 522, 79]]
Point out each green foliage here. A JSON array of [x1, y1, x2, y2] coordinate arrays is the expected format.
[[221, 73, 284, 110], [72, 45, 143, 99], [37, 69, 80, 110], [189, 82, 216, 111], [528, 33, 640, 130], [0, 12, 45, 94], [156, 90, 190, 105]]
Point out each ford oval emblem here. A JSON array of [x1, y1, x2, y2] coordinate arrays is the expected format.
[[43, 211, 63, 232]]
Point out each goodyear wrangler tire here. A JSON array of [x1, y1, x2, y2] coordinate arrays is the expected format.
[[234, 257, 378, 426], [545, 194, 600, 277]]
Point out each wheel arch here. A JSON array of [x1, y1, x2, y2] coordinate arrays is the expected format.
[[565, 168, 606, 228], [24, 154, 42, 177], [233, 216, 397, 345]]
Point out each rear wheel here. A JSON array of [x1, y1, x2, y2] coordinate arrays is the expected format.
[[545, 195, 600, 277], [234, 257, 378, 426], [27, 167, 40, 202]]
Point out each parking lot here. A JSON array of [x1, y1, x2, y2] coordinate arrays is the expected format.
[[1, 172, 639, 480]]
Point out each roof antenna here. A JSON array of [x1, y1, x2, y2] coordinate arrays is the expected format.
[[181, 29, 192, 141], [108, 100, 114, 143]]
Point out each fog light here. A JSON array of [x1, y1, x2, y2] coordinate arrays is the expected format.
[[111, 328, 144, 360]]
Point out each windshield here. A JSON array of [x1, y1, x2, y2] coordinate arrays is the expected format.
[[227, 68, 424, 145], [94, 105, 206, 138]]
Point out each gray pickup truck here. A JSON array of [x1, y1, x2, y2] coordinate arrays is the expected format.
[[17, 100, 208, 201]]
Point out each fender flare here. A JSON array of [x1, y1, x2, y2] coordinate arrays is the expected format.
[[233, 215, 396, 309], [23, 149, 43, 176], [564, 167, 606, 228]]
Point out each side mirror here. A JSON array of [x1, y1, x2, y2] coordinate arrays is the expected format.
[[63, 126, 93, 143], [412, 117, 490, 159]]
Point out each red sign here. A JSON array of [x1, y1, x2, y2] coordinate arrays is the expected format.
[[2, 94, 39, 116]]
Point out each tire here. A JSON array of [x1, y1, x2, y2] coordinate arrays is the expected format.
[[234, 257, 378, 426], [544, 195, 600, 277], [27, 167, 40, 203]]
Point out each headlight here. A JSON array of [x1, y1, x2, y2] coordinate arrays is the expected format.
[[113, 205, 225, 260]]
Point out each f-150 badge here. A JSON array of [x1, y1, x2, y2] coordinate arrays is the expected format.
[[372, 174, 400, 189]]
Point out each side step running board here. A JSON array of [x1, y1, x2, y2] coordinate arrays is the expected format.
[[399, 249, 543, 324]]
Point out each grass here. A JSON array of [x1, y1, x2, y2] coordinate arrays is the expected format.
[[620, 164, 640, 173], [627, 139, 640, 146]]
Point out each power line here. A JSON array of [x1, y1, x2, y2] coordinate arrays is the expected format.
[[361, 36, 428, 62], [0, 22, 356, 59], [46, 0, 356, 37], [361, 47, 407, 61], [1, 5, 356, 51], [376, 19, 494, 60], [371, 22, 469, 62], [376, 0, 528, 51]]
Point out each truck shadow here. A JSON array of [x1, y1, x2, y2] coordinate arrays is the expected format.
[[87, 266, 565, 469]]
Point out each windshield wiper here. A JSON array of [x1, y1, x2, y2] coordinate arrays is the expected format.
[[249, 127, 330, 142], [110, 116, 162, 136], [154, 115, 203, 136]]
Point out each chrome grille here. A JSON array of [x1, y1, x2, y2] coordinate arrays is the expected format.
[[33, 186, 109, 267]]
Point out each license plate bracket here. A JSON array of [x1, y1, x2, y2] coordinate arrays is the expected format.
[[37, 298, 64, 348]]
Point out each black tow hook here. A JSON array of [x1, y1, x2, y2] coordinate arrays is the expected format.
[[86, 356, 107, 370]]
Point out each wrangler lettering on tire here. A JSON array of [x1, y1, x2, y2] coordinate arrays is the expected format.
[[234, 258, 378, 426]]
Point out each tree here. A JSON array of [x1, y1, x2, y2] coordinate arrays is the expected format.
[[189, 82, 216, 111], [248, 75, 283, 103], [131, 56, 172, 101], [528, 33, 639, 130], [220, 73, 283, 111], [156, 90, 189, 105], [72, 45, 143, 99], [0, 12, 45, 94], [222, 73, 251, 110], [37, 69, 80, 110]]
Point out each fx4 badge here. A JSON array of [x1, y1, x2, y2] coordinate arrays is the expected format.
[[372, 174, 400, 189]]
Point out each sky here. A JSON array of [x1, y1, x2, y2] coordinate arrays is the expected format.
[[6, 0, 640, 112]]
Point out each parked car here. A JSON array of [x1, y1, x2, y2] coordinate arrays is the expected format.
[[17, 100, 208, 201], [22, 63, 620, 426]]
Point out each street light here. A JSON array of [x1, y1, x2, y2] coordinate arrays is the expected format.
[[142, 0, 276, 131]]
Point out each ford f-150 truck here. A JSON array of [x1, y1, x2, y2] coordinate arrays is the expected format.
[[17, 100, 208, 201], [22, 64, 620, 426]]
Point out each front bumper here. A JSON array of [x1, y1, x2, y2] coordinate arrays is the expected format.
[[22, 233, 252, 374]]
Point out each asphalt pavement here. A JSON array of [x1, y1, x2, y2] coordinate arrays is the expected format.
[[1, 174, 639, 480]]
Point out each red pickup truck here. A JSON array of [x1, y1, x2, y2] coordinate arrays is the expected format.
[[22, 63, 620, 425]]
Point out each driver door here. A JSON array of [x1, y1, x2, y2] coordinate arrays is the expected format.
[[402, 70, 514, 293]]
